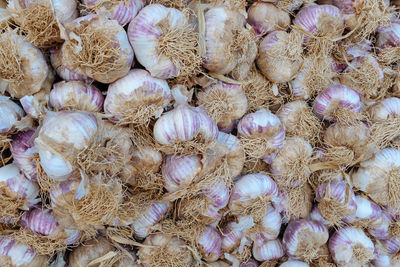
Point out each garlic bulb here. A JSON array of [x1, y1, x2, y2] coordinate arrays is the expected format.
[[49, 81, 103, 112], [294, 4, 344, 38], [270, 137, 313, 187], [277, 101, 321, 143], [131, 201, 170, 239], [283, 219, 329, 262], [340, 54, 384, 100], [329, 227, 375, 266], [315, 180, 357, 226], [104, 69, 171, 125], [0, 96, 24, 134], [343, 194, 383, 228], [309, 206, 333, 228], [50, 48, 93, 83], [369, 97, 400, 121], [202, 179, 230, 211], [368, 213, 391, 239], [130, 146, 163, 178], [62, 15, 134, 83], [197, 81, 248, 129], [153, 103, 218, 155], [251, 206, 282, 243], [197, 226, 222, 262], [34, 111, 98, 181], [138, 233, 195, 266], [162, 154, 202, 192], [247, 2, 290, 36], [229, 173, 278, 219], [237, 109, 285, 162], [276, 184, 313, 221], [381, 238, 400, 255], [217, 132, 245, 178], [279, 260, 309, 267], [221, 216, 255, 254], [0, 30, 49, 98], [7, 0, 78, 47], [313, 84, 362, 122], [128, 4, 201, 79], [351, 148, 400, 207], [257, 31, 303, 83], [82, 0, 145, 25], [252, 239, 284, 262], [0, 235, 48, 267], [11, 131, 37, 181], [377, 17, 400, 50]]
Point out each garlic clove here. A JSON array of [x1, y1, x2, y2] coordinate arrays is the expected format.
[[252, 239, 284, 262], [132, 201, 170, 239], [197, 226, 222, 262]]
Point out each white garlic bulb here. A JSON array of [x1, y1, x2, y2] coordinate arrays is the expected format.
[[104, 69, 171, 125], [0, 96, 24, 134]]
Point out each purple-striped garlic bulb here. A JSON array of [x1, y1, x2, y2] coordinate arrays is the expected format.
[[82, 0, 145, 25], [279, 260, 309, 267], [0, 235, 48, 267], [104, 69, 171, 125], [11, 131, 37, 181], [131, 201, 170, 239], [162, 154, 202, 193], [277, 101, 321, 143], [313, 84, 362, 123], [50, 48, 93, 83], [197, 226, 222, 262], [329, 227, 375, 266], [270, 137, 313, 187], [138, 233, 195, 266], [351, 148, 400, 207], [197, 81, 248, 129], [0, 96, 24, 134], [247, 2, 290, 36], [252, 239, 284, 262], [257, 31, 303, 83], [237, 109, 285, 162], [0, 30, 49, 98], [250, 206, 282, 243], [380, 238, 400, 255], [340, 54, 384, 100], [34, 111, 98, 181], [368, 97, 400, 148], [7, 0, 78, 47], [49, 81, 103, 112], [276, 184, 313, 221], [373, 240, 395, 267], [315, 180, 357, 226], [204, 6, 257, 80], [20, 207, 81, 246], [153, 100, 218, 155], [368, 213, 391, 239], [61, 15, 133, 83], [343, 195, 383, 229], [229, 173, 278, 222], [322, 121, 377, 166], [308, 205, 333, 228], [221, 216, 255, 253], [283, 219, 329, 262], [294, 4, 344, 38], [217, 132, 245, 178], [128, 4, 201, 79]]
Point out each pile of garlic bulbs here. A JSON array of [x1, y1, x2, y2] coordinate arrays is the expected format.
[[1, 0, 400, 266]]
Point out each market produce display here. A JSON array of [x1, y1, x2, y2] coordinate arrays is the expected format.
[[1, 0, 400, 266]]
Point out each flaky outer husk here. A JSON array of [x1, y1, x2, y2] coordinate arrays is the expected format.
[[281, 184, 313, 220], [243, 68, 285, 113], [52, 179, 123, 230], [340, 56, 386, 101], [62, 16, 132, 83], [156, 10, 202, 80], [9, 1, 62, 47], [370, 117, 400, 149]]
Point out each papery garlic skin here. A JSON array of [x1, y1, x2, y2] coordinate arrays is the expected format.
[[253, 206, 282, 242], [197, 81, 248, 129], [329, 227, 375, 266], [252, 239, 284, 262], [0, 235, 48, 267], [132, 201, 170, 239], [309, 206, 333, 228], [376, 17, 400, 49], [221, 216, 255, 253], [131, 146, 163, 175], [0, 31, 49, 99], [197, 226, 222, 262], [368, 97, 400, 121], [351, 148, 400, 207], [279, 260, 309, 267], [313, 84, 362, 121], [343, 195, 382, 227], [217, 132, 245, 178], [104, 68, 171, 124], [368, 214, 390, 239], [238, 109, 285, 161], [229, 173, 278, 215], [257, 31, 303, 83], [283, 219, 329, 261], [294, 4, 344, 37], [0, 96, 24, 134], [248, 2, 290, 36], [202, 180, 230, 211], [83, 0, 145, 25], [62, 15, 134, 83], [49, 81, 103, 112], [0, 163, 39, 205], [34, 111, 98, 181], [11, 131, 37, 181], [277, 184, 313, 221]]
